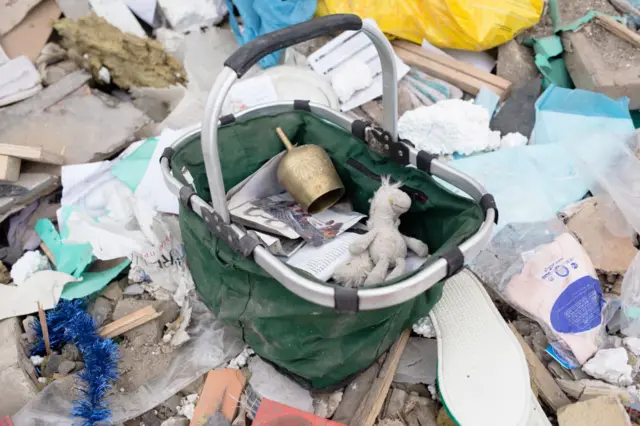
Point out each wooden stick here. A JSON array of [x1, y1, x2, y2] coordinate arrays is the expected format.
[[595, 15, 640, 48], [509, 323, 571, 411], [37, 302, 51, 356], [275, 127, 294, 151], [349, 329, 411, 426], [393, 40, 511, 92], [40, 242, 56, 266], [99, 306, 162, 339], [393, 45, 508, 99]]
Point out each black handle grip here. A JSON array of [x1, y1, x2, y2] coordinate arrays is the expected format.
[[224, 14, 363, 77]]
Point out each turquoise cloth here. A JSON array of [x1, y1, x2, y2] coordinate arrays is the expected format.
[[450, 144, 588, 231], [533, 85, 635, 145], [225, 0, 317, 68]]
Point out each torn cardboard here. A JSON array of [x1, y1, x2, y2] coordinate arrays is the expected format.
[[565, 198, 638, 278], [0, 0, 61, 61], [0, 0, 43, 36], [558, 396, 632, 426]]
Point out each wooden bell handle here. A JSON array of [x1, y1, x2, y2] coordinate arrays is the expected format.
[[275, 127, 294, 151]]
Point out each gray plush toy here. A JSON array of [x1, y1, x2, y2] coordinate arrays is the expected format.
[[333, 177, 429, 287]]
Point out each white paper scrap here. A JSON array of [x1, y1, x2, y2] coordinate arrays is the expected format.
[[89, 0, 147, 38], [134, 129, 180, 214], [422, 39, 496, 74], [124, 0, 157, 26], [286, 232, 360, 281], [0, 56, 42, 107], [307, 19, 409, 112], [222, 74, 279, 115], [0, 271, 78, 320]]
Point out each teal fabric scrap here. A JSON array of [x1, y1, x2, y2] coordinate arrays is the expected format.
[[61, 259, 130, 300], [474, 87, 500, 117], [523, 36, 573, 89], [523, 0, 625, 89], [35, 219, 93, 278], [533, 84, 635, 145], [449, 144, 589, 230], [111, 137, 158, 191]]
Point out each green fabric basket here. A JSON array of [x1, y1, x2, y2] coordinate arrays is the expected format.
[[171, 111, 483, 389]]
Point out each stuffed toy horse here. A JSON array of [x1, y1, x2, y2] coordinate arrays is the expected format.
[[333, 177, 429, 287]]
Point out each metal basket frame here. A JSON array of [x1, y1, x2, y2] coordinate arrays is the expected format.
[[160, 16, 497, 311]]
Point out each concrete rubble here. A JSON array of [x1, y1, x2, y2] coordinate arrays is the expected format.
[[497, 40, 539, 89], [583, 348, 635, 387], [562, 0, 640, 109], [558, 396, 633, 426], [0, 317, 38, 416]]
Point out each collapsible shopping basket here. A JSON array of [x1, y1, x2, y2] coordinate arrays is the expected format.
[[160, 15, 497, 389]]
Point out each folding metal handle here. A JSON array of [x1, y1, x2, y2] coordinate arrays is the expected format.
[[201, 17, 399, 224], [225, 14, 363, 77]]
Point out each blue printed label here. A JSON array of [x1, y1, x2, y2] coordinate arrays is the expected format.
[[546, 345, 579, 369], [550, 275, 604, 334]]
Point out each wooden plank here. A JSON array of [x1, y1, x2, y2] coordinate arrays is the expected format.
[[509, 323, 572, 411], [393, 40, 512, 92], [393, 45, 508, 99], [0, 155, 21, 181], [99, 306, 161, 338], [349, 329, 411, 426], [333, 355, 385, 424], [0, 144, 64, 165], [190, 369, 246, 425], [596, 15, 640, 49]]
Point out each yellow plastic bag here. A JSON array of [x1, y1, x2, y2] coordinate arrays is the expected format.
[[316, 0, 544, 51]]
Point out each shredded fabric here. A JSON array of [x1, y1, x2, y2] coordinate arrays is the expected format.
[[398, 99, 518, 155]]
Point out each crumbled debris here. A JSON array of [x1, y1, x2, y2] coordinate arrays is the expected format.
[[312, 390, 343, 419], [30, 355, 44, 366], [228, 347, 254, 369], [497, 40, 538, 89], [54, 14, 187, 89], [61, 342, 80, 362], [412, 316, 436, 338], [88, 297, 113, 328], [123, 283, 145, 296], [558, 396, 632, 426], [101, 280, 124, 301], [42, 354, 63, 377], [176, 394, 198, 420], [57, 360, 75, 375], [583, 348, 635, 386], [0, 261, 11, 283]]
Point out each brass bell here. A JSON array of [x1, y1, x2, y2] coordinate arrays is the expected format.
[[275, 127, 345, 214]]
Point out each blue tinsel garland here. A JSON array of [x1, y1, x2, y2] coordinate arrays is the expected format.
[[31, 300, 120, 426]]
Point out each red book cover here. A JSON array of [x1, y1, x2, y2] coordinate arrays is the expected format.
[[253, 399, 346, 426]]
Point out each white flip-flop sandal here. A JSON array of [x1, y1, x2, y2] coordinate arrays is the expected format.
[[430, 269, 550, 426]]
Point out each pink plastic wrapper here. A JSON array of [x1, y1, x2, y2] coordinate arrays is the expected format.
[[506, 233, 605, 365]]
